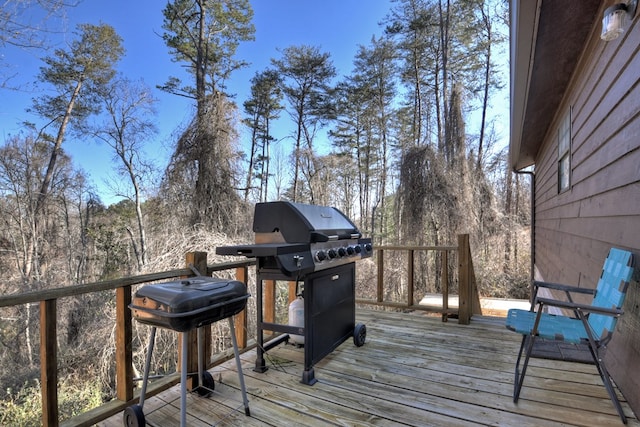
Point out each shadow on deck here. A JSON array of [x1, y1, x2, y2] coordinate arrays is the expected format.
[[98, 309, 639, 426]]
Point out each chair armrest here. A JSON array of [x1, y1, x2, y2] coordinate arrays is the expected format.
[[536, 297, 623, 317], [533, 280, 595, 295]]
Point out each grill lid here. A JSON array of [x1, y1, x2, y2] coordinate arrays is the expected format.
[[253, 201, 360, 243]]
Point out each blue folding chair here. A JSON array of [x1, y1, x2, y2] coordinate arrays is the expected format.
[[505, 248, 635, 424]]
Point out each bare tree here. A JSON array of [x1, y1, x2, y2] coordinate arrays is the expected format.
[[242, 69, 283, 202], [0, 0, 82, 87], [0, 132, 87, 367], [90, 77, 158, 270], [272, 45, 336, 203], [0, 0, 81, 49], [332, 36, 397, 236]]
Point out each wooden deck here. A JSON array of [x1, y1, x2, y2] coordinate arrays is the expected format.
[[98, 309, 639, 426]]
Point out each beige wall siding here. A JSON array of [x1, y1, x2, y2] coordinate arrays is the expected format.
[[532, 15, 640, 415]]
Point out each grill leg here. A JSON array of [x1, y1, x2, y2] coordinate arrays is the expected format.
[[139, 326, 156, 409], [180, 331, 188, 427], [228, 317, 251, 416], [254, 276, 268, 373], [197, 326, 204, 389]]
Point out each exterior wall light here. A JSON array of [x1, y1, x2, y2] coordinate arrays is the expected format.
[[601, 0, 638, 41]]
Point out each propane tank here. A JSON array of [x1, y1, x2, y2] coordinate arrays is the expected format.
[[288, 296, 304, 345]]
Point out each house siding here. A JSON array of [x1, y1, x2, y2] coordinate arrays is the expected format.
[[532, 13, 640, 415]]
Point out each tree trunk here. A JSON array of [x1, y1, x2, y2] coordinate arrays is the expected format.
[[36, 79, 83, 216], [477, 6, 492, 171], [245, 119, 259, 202]]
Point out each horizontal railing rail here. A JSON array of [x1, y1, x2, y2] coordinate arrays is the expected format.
[[0, 260, 255, 308], [0, 235, 480, 426]]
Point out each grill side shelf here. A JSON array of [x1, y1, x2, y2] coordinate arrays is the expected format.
[[216, 243, 309, 257]]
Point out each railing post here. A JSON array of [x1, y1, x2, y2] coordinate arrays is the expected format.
[[115, 286, 133, 402], [377, 249, 384, 302], [234, 266, 249, 349], [458, 234, 471, 325], [264, 279, 276, 329], [288, 281, 297, 304], [470, 256, 483, 316], [40, 299, 58, 427], [442, 250, 449, 322], [181, 252, 209, 390], [407, 249, 414, 307]]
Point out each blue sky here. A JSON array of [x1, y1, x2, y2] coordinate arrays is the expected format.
[[1, 0, 508, 205], [0, 1, 394, 204]]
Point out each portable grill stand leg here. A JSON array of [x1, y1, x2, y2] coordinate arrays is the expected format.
[[228, 317, 251, 416], [180, 331, 188, 427], [139, 326, 157, 409], [197, 327, 205, 394], [133, 323, 247, 427]]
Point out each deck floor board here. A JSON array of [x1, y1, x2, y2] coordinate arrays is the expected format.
[[97, 309, 639, 426]]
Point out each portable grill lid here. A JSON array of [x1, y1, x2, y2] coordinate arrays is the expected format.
[[132, 277, 246, 314], [253, 201, 360, 243], [130, 277, 249, 332]]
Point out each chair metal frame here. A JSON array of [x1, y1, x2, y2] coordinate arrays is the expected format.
[[506, 248, 634, 424]]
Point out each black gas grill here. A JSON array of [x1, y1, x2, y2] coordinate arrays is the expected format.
[[217, 201, 372, 384]]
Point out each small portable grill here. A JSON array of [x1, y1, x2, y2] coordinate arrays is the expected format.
[[217, 201, 372, 385], [123, 277, 251, 426]]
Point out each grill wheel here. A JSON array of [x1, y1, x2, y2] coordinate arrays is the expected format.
[[123, 404, 145, 426], [353, 323, 367, 347]]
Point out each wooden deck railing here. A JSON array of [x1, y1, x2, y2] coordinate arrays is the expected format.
[[358, 234, 482, 323], [0, 234, 480, 426]]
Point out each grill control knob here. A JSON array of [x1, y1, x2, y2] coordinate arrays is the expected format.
[[338, 247, 346, 257], [364, 243, 373, 253], [327, 249, 337, 259], [346, 246, 355, 256], [354, 245, 362, 254], [315, 250, 327, 262]]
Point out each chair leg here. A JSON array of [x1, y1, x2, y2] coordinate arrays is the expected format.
[[579, 316, 628, 425], [514, 334, 536, 403], [592, 351, 627, 424]]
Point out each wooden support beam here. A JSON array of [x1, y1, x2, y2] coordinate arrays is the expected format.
[[181, 252, 209, 390], [40, 299, 58, 427], [186, 251, 208, 276], [458, 234, 471, 325], [234, 266, 249, 349], [408, 249, 414, 307], [115, 286, 133, 401], [377, 249, 384, 302], [470, 256, 483, 316], [264, 279, 276, 325], [288, 281, 297, 304], [442, 250, 449, 322]]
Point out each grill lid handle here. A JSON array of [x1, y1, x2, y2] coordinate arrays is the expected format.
[[310, 231, 330, 242]]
